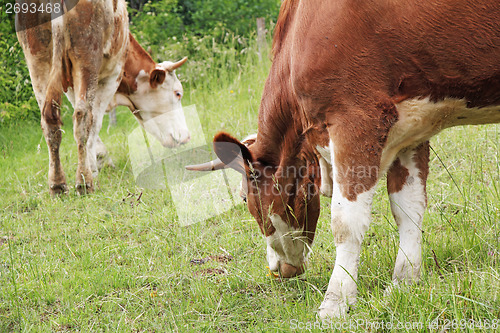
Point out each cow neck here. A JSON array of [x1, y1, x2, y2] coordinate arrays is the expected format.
[[253, 65, 304, 168], [117, 33, 156, 96]]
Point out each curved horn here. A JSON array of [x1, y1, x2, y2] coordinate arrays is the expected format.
[[185, 158, 226, 171], [167, 57, 188, 72]]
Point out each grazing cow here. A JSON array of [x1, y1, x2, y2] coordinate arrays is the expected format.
[[16, 0, 189, 195], [188, 0, 500, 319]]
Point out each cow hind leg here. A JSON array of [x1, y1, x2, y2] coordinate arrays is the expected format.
[[41, 99, 68, 195], [319, 154, 333, 197], [27, 56, 68, 195], [96, 135, 115, 170], [387, 142, 429, 285], [72, 69, 98, 195]]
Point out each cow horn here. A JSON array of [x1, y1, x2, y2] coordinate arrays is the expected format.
[[185, 158, 226, 171], [167, 57, 188, 71]]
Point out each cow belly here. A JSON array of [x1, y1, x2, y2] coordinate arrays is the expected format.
[[380, 97, 500, 172]]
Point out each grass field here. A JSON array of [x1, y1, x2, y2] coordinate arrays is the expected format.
[[0, 40, 499, 332]]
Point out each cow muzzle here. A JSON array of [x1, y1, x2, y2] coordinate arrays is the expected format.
[[270, 262, 306, 279], [167, 128, 190, 147], [141, 108, 190, 148], [267, 243, 307, 279]]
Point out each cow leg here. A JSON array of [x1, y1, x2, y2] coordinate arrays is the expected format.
[[316, 146, 333, 197], [319, 155, 333, 197], [387, 142, 429, 284], [39, 90, 68, 195], [17, 29, 68, 195], [95, 135, 115, 170], [26, 60, 68, 195], [87, 76, 123, 177], [41, 111, 68, 195], [71, 67, 99, 195], [318, 140, 378, 318]]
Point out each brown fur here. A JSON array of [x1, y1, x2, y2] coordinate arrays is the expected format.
[[117, 34, 156, 95], [387, 158, 409, 194]]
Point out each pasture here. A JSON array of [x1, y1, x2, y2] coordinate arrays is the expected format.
[[0, 39, 499, 332]]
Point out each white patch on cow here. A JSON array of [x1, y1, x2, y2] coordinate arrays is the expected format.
[[130, 68, 190, 148], [381, 97, 500, 173], [318, 140, 376, 319], [265, 214, 308, 271], [389, 150, 426, 284], [316, 145, 333, 197]]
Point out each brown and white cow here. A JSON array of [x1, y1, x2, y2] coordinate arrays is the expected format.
[[189, 0, 500, 319], [16, 0, 189, 195]]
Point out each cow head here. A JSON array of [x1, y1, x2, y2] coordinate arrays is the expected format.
[[187, 132, 321, 278], [115, 57, 190, 147]]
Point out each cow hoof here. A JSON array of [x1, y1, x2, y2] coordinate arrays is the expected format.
[[49, 183, 69, 196], [97, 154, 115, 170], [76, 183, 93, 195], [318, 298, 348, 320]]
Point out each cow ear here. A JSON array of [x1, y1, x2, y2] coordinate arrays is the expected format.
[[213, 132, 254, 176], [150, 68, 166, 89]]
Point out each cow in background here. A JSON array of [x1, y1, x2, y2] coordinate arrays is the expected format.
[[189, 0, 500, 318], [16, 0, 189, 195]]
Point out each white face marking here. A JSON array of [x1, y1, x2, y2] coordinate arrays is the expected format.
[[265, 214, 309, 271], [381, 97, 500, 172], [130, 66, 190, 148]]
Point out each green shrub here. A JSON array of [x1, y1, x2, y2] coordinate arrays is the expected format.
[[130, 0, 280, 39], [177, 0, 280, 37], [129, 0, 280, 56], [0, 1, 39, 127]]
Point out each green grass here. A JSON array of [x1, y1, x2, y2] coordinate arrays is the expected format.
[[0, 38, 499, 332]]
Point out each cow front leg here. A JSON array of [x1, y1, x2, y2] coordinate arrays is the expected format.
[[318, 140, 378, 319], [387, 142, 429, 284]]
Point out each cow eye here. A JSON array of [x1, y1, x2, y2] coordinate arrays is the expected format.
[[175, 90, 183, 99]]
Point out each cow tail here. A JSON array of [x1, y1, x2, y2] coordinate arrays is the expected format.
[[42, 12, 65, 126]]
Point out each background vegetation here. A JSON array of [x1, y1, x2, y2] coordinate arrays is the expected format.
[[0, 0, 280, 126], [0, 0, 499, 332]]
